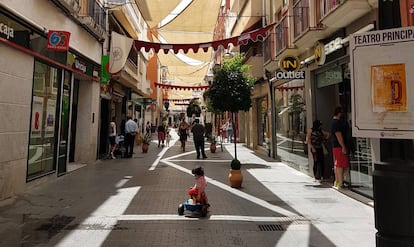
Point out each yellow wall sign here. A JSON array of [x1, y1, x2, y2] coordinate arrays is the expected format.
[[278, 55, 301, 73], [314, 42, 326, 65], [371, 63, 407, 112]]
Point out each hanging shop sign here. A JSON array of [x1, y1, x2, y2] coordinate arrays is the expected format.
[[101, 55, 110, 84], [47, 30, 71, 51]]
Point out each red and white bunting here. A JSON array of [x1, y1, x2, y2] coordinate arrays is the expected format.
[[135, 23, 276, 54], [155, 82, 209, 91]]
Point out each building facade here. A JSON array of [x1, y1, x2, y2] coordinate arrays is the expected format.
[[224, 0, 405, 198], [0, 0, 104, 201]]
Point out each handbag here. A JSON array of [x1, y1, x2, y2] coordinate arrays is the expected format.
[[322, 142, 329, 155]]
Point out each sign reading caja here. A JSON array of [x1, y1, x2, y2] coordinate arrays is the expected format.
[[276, 55, 305, 79]]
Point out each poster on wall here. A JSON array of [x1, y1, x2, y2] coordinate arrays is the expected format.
[[31, 96, 44, 138], [350, 26, 414, 138], [45, 99, 56, 138], [371, 63, 407, 113]]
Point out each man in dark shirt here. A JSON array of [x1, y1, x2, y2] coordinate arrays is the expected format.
[[331, 106, 349, 188], [191, 119, 207, 159]]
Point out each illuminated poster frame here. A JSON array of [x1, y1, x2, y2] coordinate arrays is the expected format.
[[350, 26, 414, 138]]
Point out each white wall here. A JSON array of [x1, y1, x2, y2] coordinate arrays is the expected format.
[[75, 80, 100, 163], [0, 43, 33, 201], [1, 0, 102, 63]]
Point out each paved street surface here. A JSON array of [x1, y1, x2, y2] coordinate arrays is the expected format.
[[0, 129, 376, 247]]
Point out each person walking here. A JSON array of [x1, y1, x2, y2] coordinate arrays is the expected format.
[[178, 120, 189, 151], [108, 117, 117, 159], [225, 119, 233, 143], [191, 119, 207, 159], [157, 124, 166, 147], [330, 106, 349, 188], [124, 116, 138, 158], [145, 121, 151, 135], [306, 120, 330, 182]]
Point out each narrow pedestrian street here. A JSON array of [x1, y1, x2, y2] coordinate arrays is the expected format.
[[0, 129, 375, 247]]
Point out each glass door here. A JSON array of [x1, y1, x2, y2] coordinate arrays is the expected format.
[[57, 70, 71, 176], [28, 61, 71, 180], [28, 61, 59, 180]]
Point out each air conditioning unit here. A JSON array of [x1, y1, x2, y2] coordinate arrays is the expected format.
[[54, 0, 80, 14]]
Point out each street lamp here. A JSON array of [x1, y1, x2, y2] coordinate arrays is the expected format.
[[267, 71, 278, 160]]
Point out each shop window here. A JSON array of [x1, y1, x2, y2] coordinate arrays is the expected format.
[[27, 61, 60, 179], [275, 81, 306, 158]]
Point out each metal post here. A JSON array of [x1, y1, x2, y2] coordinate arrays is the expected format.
[[268, 78, 278, 160]]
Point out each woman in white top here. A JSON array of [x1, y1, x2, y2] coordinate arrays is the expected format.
[[108, 117, 117, 159]]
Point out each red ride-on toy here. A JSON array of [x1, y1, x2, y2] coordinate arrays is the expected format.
[[178, 188, 209, 217]]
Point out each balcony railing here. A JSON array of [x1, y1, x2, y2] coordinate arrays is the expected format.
[[293, 0, 310, 39], [275, 16, 288, 55], [263, 35, 272, 63], [319, 0, 341, 19], [79, 0, 106, 32]]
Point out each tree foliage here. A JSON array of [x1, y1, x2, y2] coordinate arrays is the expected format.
[[204, 54, 254, 113]]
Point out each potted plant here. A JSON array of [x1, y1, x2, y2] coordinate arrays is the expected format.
[[142, 133, 151, 153], [204, 54, 254, 188], [229, 159, 243, 188]]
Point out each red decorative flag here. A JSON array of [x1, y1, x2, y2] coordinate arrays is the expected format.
[[47, 30, 71, 51]]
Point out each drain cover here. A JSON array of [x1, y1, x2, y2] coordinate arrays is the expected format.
[[258, 224, 284, 231]]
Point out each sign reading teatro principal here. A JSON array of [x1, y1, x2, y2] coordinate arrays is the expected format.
[[350, 26, 414, 139]]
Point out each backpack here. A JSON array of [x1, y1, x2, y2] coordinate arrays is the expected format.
[[310, 129, 324, 149]]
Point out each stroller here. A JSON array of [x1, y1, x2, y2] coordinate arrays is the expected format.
[[113, 135, 125, 157], [178, 167, 209, 217]]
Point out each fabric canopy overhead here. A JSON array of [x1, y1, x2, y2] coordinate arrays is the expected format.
[[135, 0, 182, 29], [135, 0, 222, 96], [136, 0, 221, 32]]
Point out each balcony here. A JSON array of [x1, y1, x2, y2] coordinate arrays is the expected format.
[[51, 0, 81, 15], [275, 16, 299, 59], [293, 0, 326, 53], [319, 0, 372, 28], [242, 46, 263, 79], [229, 0, 263, 35], [78, 0, 106, 40], [119, 48, 140, 91]]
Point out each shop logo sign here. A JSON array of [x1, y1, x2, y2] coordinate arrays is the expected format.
[[276, 55, 305, 80], [47, 30, 71, 51], [0, 22, 14, 40], [314, 41, 326, 65], [278, 55, 301, 73], [74, 59, 87, 73]]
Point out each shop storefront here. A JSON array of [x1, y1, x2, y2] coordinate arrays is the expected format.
[[0, 7, 100, 188], [275, 80, 307, 168], [311, 31, 374, 198], [273, 55, 307, 170]]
